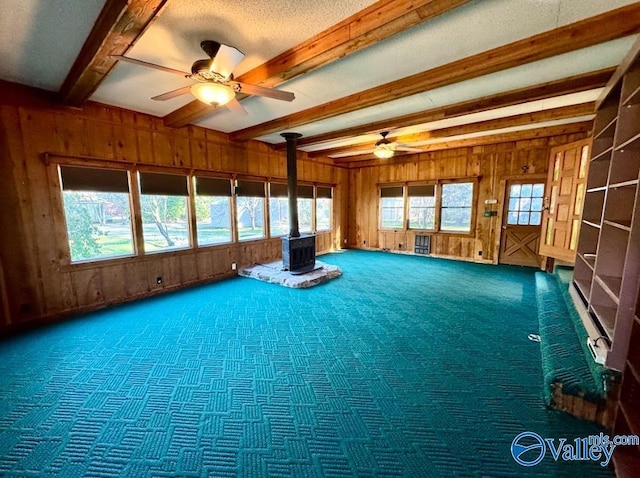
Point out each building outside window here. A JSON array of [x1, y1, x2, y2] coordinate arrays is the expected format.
[[194, 177, 233, 246]]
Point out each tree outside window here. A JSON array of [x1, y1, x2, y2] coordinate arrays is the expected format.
[[441, 182, 473, 232], [237, 180, 265, 241], [408, 185, 436, 230], [139, 172, 191, 252], [60, 166, 135, 262]]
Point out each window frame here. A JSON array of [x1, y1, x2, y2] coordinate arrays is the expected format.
[[379, 185, 406, 230], [235, 179, 267, 242], [315, 186, 333, 232], [58, 165, 137, 264], [407, 183, 438, 232], [439, 179, 476, 235], [54, 159, 335, 266], [377, 178, 477, 236], [138, 171, 193, 254], [193, 176, 234, 248]]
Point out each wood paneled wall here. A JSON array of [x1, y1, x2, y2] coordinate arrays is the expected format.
[[346, 134, 588, 262], [0, 86, 347, 327]]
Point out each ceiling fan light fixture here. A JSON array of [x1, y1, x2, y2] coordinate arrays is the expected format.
[[191, 82, 235, 106], [374, 143, 394, 159]]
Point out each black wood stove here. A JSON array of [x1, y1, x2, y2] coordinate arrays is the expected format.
[[281, 133, 316, 274]]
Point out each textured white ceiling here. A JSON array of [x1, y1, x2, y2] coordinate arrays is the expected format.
[[0, 0, 106, 90], [0, 0, 638, 151]]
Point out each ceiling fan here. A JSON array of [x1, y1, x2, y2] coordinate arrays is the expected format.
[[113, 41, 295, 113], [373, 131, 423, 158]]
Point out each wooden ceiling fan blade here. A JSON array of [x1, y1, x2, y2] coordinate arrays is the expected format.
[[395, 146, 423, 153], [231, 81, 295, 102], [112, 55, 190, 77], [151, 86, 193, 101], [226, 98, 248, 115], [210, 44, 245, 79]]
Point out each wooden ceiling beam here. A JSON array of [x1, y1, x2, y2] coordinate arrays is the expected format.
[[308, 102, 595, 157], [231, 3, 640, 142], [275, 68, 612, 150], [330, 121, 593, 163], [163, 0, 472, 128], [59, 0, 168, 106]]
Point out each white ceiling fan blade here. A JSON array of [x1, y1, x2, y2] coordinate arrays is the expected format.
[[226, 98, 248, 115], [151, 86, 192, 101], [230, 81, 295, 102], [112, 55, 190, 77], [210, 44, 245, 79]]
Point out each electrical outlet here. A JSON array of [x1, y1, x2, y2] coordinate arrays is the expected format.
[[231, 262, 237, 271], [156, 276, 163, 285]]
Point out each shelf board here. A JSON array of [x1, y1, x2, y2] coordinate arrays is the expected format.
[[623, 83, 640, 107], [582, 219, 601, 229], [590, 303, 616, 336], [595, 274, 622, 304], [594, 117, 617, 139], [609, 179, 639, 189], [616, 131, 640, 151], [603, 219, 632, 231], [578, 253, 596, 270], [574, 278, 592, 300], [590, 146, 613, 162]]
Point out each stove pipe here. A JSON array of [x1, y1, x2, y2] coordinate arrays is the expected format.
[[281, 132, 302, 238]]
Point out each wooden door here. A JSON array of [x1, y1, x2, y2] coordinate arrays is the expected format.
[[499, 180, 546, 267], [539, 139, 591, 263]]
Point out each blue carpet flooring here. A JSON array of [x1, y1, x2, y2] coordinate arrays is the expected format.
[[0, 250, 613, 476]]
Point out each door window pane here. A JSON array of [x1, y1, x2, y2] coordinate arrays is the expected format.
[[507, 183, 544, 226]]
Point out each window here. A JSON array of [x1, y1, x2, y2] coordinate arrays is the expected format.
[[380, 186, 405, 229], [507, 183, 545, 226], [441, 182, 473, 232], [139, 172, 190, 252], [195, 177, 232, 246], [408, 184, 436, 230], [298, 185, 313, 233], [316, 187, 332, 231], [269, 183, 289, 237], [60, 166, 135, 262], [236, 180, 265, 241]]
